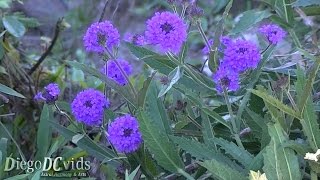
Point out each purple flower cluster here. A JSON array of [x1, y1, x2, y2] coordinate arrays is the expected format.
[[124, 33, 145, 46], [34, 83, 60, 104], [83, 21, 120, 53], [145, 11, 187, 53], [259, 24, 286, 44], [103, 59, 133, 86], [213, 39, 261, 93], [71, 89, 110, 126], [107, 114, 143, 153]]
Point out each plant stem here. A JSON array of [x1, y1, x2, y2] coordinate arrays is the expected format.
[[223, 88, 245, 149], [196, 21, 211, 52], [177, 168, 195, 180]]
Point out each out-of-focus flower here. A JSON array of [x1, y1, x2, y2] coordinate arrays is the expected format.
[[213, 64, 240, 93], [222, 39, 261, 72], [71, 89, 110, 126], [107, 114, 143, 153], [34, 83, 60, 104], [83, 21, 120, 53], [259, 24, 286, 44], [124, 33, 145, 46], [145, 11, 187, 53], [102, 59, 133, 86], [186, 4, 204, 19]]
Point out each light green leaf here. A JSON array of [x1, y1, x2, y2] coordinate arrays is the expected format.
[[72, 134, 85, 144], [199, 159, 247, 180], [0, 0, 12, 8], [137, 110, 184, 173], [293, 0, 320, 7], [2, 16, 26, 38], [67, 61, 137, 108], [35, 104, 52, 161], [231, 10, 271, 34], [125, 165, 140, 180], [263, 123, 301, 180], [158, 66, 183, 97], [0, 83, 25, 98], [250, 88, 300, 119], [210, 137, 254, 169]]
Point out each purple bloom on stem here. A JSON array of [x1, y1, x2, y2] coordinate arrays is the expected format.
[[83, 21, 120, 53], [259, 24, 286, 44], [102, 59, 133, 86], [107, 114, 143, 153], [222, 39, 261, 72], [213, 64, 240, 93], [145, 11, 187, 53], [71, 89, 110, 126], [34, 83, 60, 104]]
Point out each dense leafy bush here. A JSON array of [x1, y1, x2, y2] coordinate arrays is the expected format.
[[1, 0, 320, 179]]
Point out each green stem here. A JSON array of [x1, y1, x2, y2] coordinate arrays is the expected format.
[[196, 21, 211, 52], [223, 88, 245, 149]]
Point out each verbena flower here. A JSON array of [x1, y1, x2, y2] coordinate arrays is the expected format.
[[222, 39, 261, 72], [107, 114, 143, 153], [34, 83, 60, 104], [259, 24, 286, 44], [213, 64, 240, 93], [145, 11, 187, 53], [102, 59, 133, 86], [83, 21, 120, 53], [71, 89, 110, 126], [124, 33, 145, 46]]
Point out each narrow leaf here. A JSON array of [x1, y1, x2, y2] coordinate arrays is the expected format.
[[0, 83, 25, 98]]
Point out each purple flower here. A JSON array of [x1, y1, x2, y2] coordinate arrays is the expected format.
[[145, 11, 187, 53], [102, 59, 133, 86], [259, 24, 286, 44], [213, 64, 240, 93], [124, 33, 145, 46], [201, 36, 231, 55], [71, 89, 110, 126], [222, 39, 261, 72], [83, 21, 120, 53], [34, 83, 60, 104], [107, 114, 143, 153]]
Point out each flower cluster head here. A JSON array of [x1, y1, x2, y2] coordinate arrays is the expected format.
[[213, 39, 261, 93], [71, 89, 110, 126], [83, 21, 120, 53], [259, 24, 286, 44], [222, 39, 261, 72], [34, 83, 60, 104], [102, 59, 133, 86], [145, 11, 187, 53], [124, 33, 145, 46], [107, 114, 143, 153]]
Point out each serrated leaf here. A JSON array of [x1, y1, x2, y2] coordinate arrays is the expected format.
[[199, 159, 247, 180], [0, 83, 25, 98], [293, 0, 320, 7], [158, 66, 183, 97], [250, 88, 300, 119], [210, 137, 254, 169], [201, 111, 216, 146], [35, 104, 52, 161], [2, 16, 26, 38], [138, 72, 156, 107], [137, 110, 184, 173], [263, 123, 301, 180], [67, 61, 137, 108], [231, 10, 271, 34]]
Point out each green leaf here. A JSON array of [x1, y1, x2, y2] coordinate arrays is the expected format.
[[144, 81, 171, 134], [158, 66, 183, 97], [2, 16, 26, 38], [263, 123, 301, 180], [66, 61, 137, 108], [293, 0, 320, 7], [0, 0, 12, 9], [137, 110, 184, 173], [0, 138, 8, 178], [138, 72, 156, 107], [231, 10, 271, 34], [49, 121, 119, 165], [199, 160, 247, 180], [4, 174, 30, 180], [125, 165, 140, 180], [200, 111, 216, 147], [274, 0, 294, 23], [295, 67, 320, 150], [250, 88, 300, 119], [0, 83, 25, 98], [35, 104, 52, 161], [210, 137, 254, 169]]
